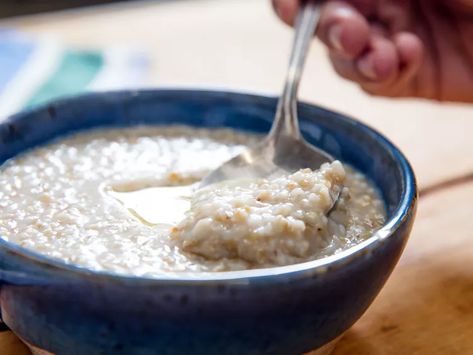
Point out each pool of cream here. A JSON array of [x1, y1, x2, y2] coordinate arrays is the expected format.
[[0, 126, 385, 276]]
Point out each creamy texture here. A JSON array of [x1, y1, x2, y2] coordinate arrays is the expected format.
[[0, 126, 386, 276], [172, 162, 345, 266]]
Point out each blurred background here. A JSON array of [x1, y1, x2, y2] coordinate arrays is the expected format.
[[0, 0, 471, 192], [0, 0, 125, 18]]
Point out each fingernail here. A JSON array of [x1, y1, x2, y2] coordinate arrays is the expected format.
[[358, 55, 378, 80], [328, 24, 343, 52]]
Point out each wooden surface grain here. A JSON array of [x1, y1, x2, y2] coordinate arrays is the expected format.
[[1, 0, 472, 353], [334, 182, 473, 355]]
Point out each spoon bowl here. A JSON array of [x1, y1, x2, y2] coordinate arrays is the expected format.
[[200, 134, 334, 186]]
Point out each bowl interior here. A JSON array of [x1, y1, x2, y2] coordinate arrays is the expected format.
[[0, 89, 414, 280]]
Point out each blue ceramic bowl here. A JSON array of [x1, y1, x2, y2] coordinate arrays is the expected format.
[[0, 90, 416, 354]]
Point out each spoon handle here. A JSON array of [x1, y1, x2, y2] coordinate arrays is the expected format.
[[270, 1, 321, 140]]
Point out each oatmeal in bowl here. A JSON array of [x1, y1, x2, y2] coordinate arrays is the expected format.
[[0, 126, 385, 276]]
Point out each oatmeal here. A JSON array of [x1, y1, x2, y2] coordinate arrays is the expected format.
[[0, 126, 385, 276], [172, 162, 345, 265]]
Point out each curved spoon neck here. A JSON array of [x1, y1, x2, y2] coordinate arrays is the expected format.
[[268, 1, 321, 142], [270, 104, 301, 140]]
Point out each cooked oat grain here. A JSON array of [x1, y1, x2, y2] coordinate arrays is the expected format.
[[0, 126, 385, 276]]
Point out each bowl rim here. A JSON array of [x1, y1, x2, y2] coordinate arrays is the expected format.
[[0, 88, 417, 285]]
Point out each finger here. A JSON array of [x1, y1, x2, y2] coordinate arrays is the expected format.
[[389, 32, 423, 97], [318, 1, 371, 58], [361, 32, 423, 97], [273, 1, 372, 58], [272, 0, 299, 26], [329, 53, 366, 83], [357, 34, 400, 84], [272, 0, 377, 25], [329, 33, 400, 85]]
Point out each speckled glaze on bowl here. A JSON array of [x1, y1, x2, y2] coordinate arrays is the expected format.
[[0, 90, 417, 355]]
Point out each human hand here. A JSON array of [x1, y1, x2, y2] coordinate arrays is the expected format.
[[272, 0, 473, 102]]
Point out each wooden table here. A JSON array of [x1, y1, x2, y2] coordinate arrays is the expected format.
[[1, 1, 472, 353]]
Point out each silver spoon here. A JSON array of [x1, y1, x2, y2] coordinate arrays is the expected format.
[[201, 2, 338, 205]]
